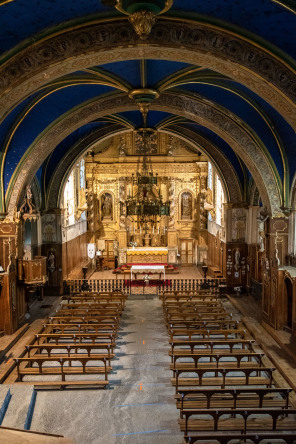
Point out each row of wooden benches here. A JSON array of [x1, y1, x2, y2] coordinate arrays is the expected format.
[[13, 291, 128, 388], [159, 289, 296, 444]]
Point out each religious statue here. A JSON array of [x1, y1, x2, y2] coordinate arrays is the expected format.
[[205, 188, 213, 205], [234, 248, 240, 271], [48, 250, 55, 271], [257, 213, 269, 252], [181, 192, 192, 220], [79, 187, 87, 207], [118, 137, 126, 156], [274, 235, 280, 267], [19, 185, 36, 215], [168, 179, 175, 228], [101, 193, 113, 220]]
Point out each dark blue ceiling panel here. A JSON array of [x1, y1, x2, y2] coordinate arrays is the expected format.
[[4, 84, 115, 191], [1, 0, 295, 60], [179, 83, 284, 180], [146, 60, 191, 87], [0, 1, 110, 54], [98, 61, 141, 88], [171, 0, 296, 59]]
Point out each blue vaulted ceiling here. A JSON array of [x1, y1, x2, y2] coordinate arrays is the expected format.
[[1, 1, 296, 60], [0, 0, 296, 211]]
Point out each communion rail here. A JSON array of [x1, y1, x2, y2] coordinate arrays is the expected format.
[[64, 278, 226, 296]]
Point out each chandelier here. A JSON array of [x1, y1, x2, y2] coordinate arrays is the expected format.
[[121, 129, 170, 230]]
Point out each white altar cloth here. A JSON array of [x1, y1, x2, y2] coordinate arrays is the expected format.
[[131, 265, 165, 280]]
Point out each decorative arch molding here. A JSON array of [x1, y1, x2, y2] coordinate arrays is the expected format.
[[5, 92, 282, 219], [47, 123, 126, 209], [163, 125, 243, 204], [0, 17, 296, 129]]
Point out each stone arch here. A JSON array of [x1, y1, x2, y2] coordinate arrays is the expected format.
[[5, 92, 282, 218], [0, 17, 295, 129]]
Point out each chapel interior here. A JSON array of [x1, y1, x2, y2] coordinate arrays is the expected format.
[[0, 0, 296, 443]]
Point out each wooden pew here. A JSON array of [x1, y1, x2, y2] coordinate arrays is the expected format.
[[48, 316, 120, 325], [184, 431, 296, 444], [14, 356, 110, 386], [164, 307, 226, 316], [163, 301, 222, 309], [69, 293, 127, 308], [176, 387, 292, 414], [42, 323, 118, 335], [181, 407, 296, 434], [160, 290, 219, 299], [167, 320, 241, 330], [60, 302, 123, 313], [166, 313, 233, 325], [57, 308, 120, 316], [25, 343, 114, 360], [173, 366, 275, 393], [168, 328, 248, 341], [171, 351, 265, 375], [35, 332, 116, 345], [170, 338, 255, 357]]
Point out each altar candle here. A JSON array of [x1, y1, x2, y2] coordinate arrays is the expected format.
[[134, 224, 135, 234]]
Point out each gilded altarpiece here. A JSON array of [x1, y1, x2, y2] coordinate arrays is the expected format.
[[85, 132, 209, 265]]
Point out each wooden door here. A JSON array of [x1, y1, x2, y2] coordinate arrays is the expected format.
[[180, 239, 194, 265], [102, 240, 115, 269]]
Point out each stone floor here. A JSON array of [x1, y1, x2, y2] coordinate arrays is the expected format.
[[1, 268, 296, 442], [28, 294, 184, 443]]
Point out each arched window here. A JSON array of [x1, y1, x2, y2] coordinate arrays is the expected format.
[[216, 174, 224, 226]]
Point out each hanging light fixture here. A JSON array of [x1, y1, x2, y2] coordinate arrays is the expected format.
[[122, 128, 170, 232]]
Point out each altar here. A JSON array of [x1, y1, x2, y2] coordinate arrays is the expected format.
[[126, 247, 168, 264], [131, 265, 165, 280]]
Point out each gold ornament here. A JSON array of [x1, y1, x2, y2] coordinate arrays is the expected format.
[[128, 11, 157, 40]]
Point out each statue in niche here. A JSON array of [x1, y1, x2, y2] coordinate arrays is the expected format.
[[234, 248, 240, 271], [181, 192, 192, 220], [101, 193, 113, 220], [47, 249, 55, 272]]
